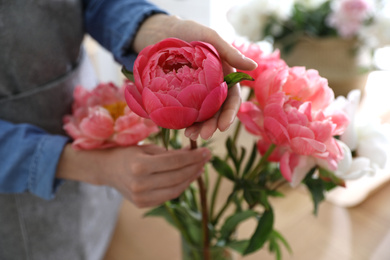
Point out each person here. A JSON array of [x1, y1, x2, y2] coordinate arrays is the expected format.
[[0, 0, 257, 259]]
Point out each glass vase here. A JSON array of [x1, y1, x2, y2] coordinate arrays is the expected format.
[[181, 238, 236, 260]]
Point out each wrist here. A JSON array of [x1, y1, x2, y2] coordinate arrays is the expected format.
[[56, 144, 107, 186]]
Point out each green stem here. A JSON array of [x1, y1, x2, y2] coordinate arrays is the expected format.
[[246, 144, 276, 180], [191, 140, 210, 260]]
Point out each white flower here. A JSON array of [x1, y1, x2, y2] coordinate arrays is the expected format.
[[227, 3, 266, 41], [326, 0, 375, 38], [359, 4, 390, 48], [326, 89, 390, 180], [335, 140, 375, 180], [355, 121, 390, 169], [227, 0, 294, 41]]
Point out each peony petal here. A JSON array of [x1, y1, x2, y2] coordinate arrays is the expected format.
[[290, 155, 316, 187], [79, 107, 114, 140], [149, 107, 198, 129], [113, 123, 159, 146], [154, 92, 183, 107], [191, 41, 220, 58], [287, 124, 315, 139], [203, 53, 224, 89], [150, 38, 191, 52], [124, 84, 149, 118], [63, 118, 82, 139], [290, 137, 326, 155], [279, 153, 294, 182], [142, 87, 164, 114], [237, 102, 264, 136], [134, 54, 150, 91], [254, 68, 288, 109], [197, 82, 228, 122], [310, 121, 333, 143], [176, 84, 208, 110], [264, 103, 288, 128], [148, 77, 170, 92], [264, 117, 290, 145]]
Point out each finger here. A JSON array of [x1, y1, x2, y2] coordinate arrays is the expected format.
[[202, 30, 257, 71], [130, 161, 204, 194], [137, 144, 167, 154], [141, 147, 211, 173], [218, 84, 242, 132], [131, 173, 200, 208], [184, 123, 202, 141], [199, 110, 220, 140]]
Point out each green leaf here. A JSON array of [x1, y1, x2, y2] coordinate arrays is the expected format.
[[318, 167, 345, 188], [219, 210, 258, 240], [267, 230, 292, 260], [242, 142, 258, 177], [225, 137, 239, 171], [224, 72, 254, 88], [268, 238, 282, 260], [267, 190, 284, 198], [211, 156, 235, 181], [161, 128, 170, 150], [303, 169, 326, 215], [226, 240, 249, 254], [238, 147, 246, 175], [243, 208, 274, 255], [272, 230, 292, 254], [144, 205, 176, 227], [121, 66, 135, 82]]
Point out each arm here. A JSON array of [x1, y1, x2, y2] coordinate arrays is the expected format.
[[0, 119, 212, 207], [82, 0, 168, 69], [0, 119, 68, 199]]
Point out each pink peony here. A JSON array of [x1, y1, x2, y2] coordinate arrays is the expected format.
[[238, 66, 349, 186], [327, 0, 374, 38], [254, 66, 335, 111], [233, 42, 287, 87], [63, 82, 159, 150], [124, 38, 228, 130]]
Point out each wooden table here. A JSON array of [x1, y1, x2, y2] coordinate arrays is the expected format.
[[103, 178, 390, 260]]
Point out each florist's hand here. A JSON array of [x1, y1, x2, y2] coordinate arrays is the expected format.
[[57, 144, 211, 208], [133, 14, 257, 140]]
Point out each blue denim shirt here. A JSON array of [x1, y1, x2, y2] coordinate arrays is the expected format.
[[0, 0, 166, 200]]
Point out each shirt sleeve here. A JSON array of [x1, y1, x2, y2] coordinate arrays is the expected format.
[[0, 119, 69, 200], [83, 0, 168, 70]]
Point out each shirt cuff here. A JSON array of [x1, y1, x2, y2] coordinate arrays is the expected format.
[[28, 134, 69, 200]]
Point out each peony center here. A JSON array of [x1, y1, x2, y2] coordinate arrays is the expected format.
[[103, 101, 127, 120]]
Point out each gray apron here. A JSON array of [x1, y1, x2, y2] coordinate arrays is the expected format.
[[0, 1, 122, 259]]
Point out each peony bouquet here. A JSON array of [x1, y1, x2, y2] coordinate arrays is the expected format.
[[64, 38, 389, 259], [227, 0, 390, 55]]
